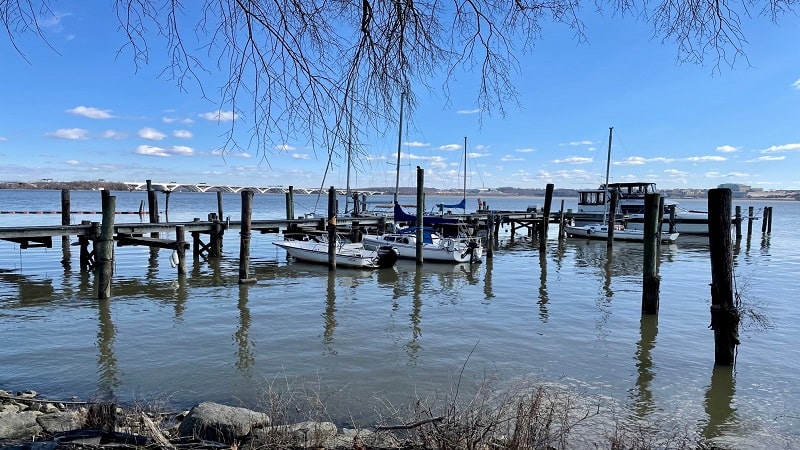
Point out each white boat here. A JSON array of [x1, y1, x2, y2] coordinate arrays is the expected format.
[[574, 181, 710, 235], [273, 238, 398, 269], [565, 223, 679, 243], [567, 127, 680, 244], [362, 227, 483, 263]]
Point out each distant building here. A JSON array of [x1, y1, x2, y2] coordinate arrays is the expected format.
[[717, 183, 751, 198]]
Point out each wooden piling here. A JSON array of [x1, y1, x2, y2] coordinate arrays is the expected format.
[[216, 191, 224, 221], [61, 189, 71, 266], [415, 167, 424, 265], [734, 206, 742, 239], [558, 199, 566, 241], [327, 187, 337, 270], [766, 207, 773, 234], [747, 206, 754, 239], [486, 211, 494, 258], [175, 225, 186, 275], [539, 183, 554, 252], [286, 186, 295, 219], [97, 190, 116, 299], [607, 190, 618, 248], [708, 188, 740, 365], [642, 193, 661, 314], [238, 190, 257, 284], [761, 207, 768, 234], [146, 180, 160, 239]]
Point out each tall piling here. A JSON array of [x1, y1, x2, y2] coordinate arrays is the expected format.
[[217, 191, 224, 221], [175, 225, 186, 275], [734, 206, 742, 239], [708, 188, 740, 365], [642, 193, 661, 314], [558, 199, 566, 241], [97, 190, 116, 299], [415, 167, 424, 265], [747, 206, 754, 239], [607, 190, 618, 248], [146, 180, 160, 239], [539, 183, 554, 252], [238, 190, 257, 284], [327, 187, 337, 270], [61, 189, 71, 266], [286, 186, 295, 220]]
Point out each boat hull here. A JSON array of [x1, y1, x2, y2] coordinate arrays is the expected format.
[[565, 224, 679, 243], [273, 240, 398, 269], [362, 234, 483, 263]]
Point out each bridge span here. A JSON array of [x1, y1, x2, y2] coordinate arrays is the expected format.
[[123, 182, 384, 196]]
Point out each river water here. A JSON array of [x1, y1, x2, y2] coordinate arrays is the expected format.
[[1, 190, 798, 448]]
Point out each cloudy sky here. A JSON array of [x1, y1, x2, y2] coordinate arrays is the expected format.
[[1, 4, 798, 191]]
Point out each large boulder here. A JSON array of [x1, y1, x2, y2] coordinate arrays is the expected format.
[[0, 410, 44, 440], [177, 402, 270, 443]]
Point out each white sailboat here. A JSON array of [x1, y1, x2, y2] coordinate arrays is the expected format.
[[565, 127, 680, 243]]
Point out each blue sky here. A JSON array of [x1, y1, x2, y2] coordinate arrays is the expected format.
[[1, 4, 798, 191]]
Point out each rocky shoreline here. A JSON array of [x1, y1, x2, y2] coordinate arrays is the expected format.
[[0, 390, 407, 449]]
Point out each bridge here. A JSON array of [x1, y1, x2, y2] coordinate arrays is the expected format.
[[122, 182, 385, 196]]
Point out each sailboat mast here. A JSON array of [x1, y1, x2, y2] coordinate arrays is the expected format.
[[345, 112, 353, 214], [394, 92, 405, 204], [463, 136, 467, 210], [603, 127, 613, 222]]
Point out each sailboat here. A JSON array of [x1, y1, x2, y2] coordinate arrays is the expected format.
[[565, 128, 680, 243]]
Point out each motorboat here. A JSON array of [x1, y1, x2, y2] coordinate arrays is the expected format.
[[361, 227, 483, 263], [273, 238, 398, 269], [574, 181, 710, 234], [565, 223, 679, 243]]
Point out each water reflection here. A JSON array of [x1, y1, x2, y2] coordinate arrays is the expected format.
[[96, 298, 119, 397], [538, 251, 549, 322], [235, 284, 255, 371], [408, 266, 423, 359], [323, 272, 337, 353], [482, 257, 494, 302], [629, 314, 657, 419], [701, 365, 737, 441]]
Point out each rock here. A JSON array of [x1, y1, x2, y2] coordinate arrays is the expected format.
[[176, 402, 270, 443], [0, 410, 44, 440], [252, 420, 337, 447], [37, 410, 84, 434]]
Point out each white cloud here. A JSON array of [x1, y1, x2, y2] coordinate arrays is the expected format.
[[47, 128, 89, 140], [163, 116, 195, 124], [101, 130, 127, 140], [664, 169, 688, 176], [134, 145, 194, 157], [199, 110, 237, 122], [0, 137, 7, 142], [292, 153, 311, 160], [567, 140, 593, 146], [275, 144, 296, 151], [716, 145, 739, 153], [170, 145, 195, 156], [456, 109, 480, 114], [439, 144, 461, 151], [792, 79, 800, 90], [67, 106, 113, 119], [553, 156, 593, 164], [515, 148, 535, 153], [748, 155, 785, 162], [65, 160, 80, 165], [501, 155, 524, 162], [173, 129, 193, 139], [686, 156, 726, 162], [404, 141, 429, 147], [615, 156, 646, 166], [761, 143, 800, 153], [138, 127, 166, 140], [135, 145, 169, 156]]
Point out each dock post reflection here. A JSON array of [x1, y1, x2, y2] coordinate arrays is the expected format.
[[235, 284, 254, 372], [702, 365, 737, 441], [629, 314, 657, 419], [408, 266, 423, 358], [538, 250, 549, 322], [96, 297, 119, 397], [323, 272, 337, 350]]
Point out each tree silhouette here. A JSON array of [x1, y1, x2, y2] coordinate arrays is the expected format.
[[2, 0, 793, 167]]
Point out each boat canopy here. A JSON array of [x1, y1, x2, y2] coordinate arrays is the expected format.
[[437, 198, 466, 210]]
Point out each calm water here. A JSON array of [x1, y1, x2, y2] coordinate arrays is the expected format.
[[1, 190, 798, 448]]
